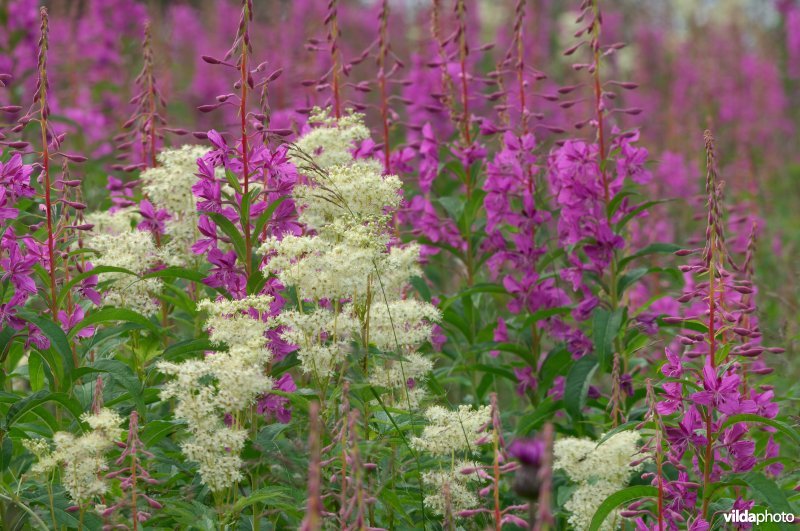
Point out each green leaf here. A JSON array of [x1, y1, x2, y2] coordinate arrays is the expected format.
[[439, 282, 506, 311], [3, 390, 83, 429], [538, 347, 572, 390], [0, 436, 11, 471], [68, 307, 161, 339], [253, 195, 290, 238], [16, 310, 72, 388], [56, 265, 137, 308], [83, 359, 145, 413], [246, 269, 268, 295], [595, 420, 653, 447], [409, 276, 431, 302], [437, 196, 464, 224], [607, 190, 640, 218], [615, 199, 672, 231], [206, 212, 247, 261], [592, 308, 623, 372], [658, 317, 708, 334], [224, 168, 242, 194], [516, 398, 562, 435], [565, 355, 599, 420], [720, 414, 800, 447], [232, 487, 295, 514], [144, 266, 206, 283], [740, 472, 794, 514], [459, 189, 486, 235], [618, 242, 682, 268], [162, 339, 219, 361], [588, 486, 659, 531], [520, 306, 572, 328], [140, 419, 182, 446], [254, 423, 289, 453], [616, 267, 650, 295], [28, 352, 45, 392]]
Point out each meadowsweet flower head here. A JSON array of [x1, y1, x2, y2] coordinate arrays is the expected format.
[[292, 107, 371, 170], [563, 479, 622, 531], [157, 296, 277, 491], [262, 106, 438, 389], [292, 159, 401, 230], [421, 461, 484, 516], [361, 299, 441, 351], [554, 431, 642, 485], [411, 404, 492, 455], [23, 438, 57, 475], [554, 431, 644, 530], [85, 208, 140, 236], [86, 228, 164, 315], [278, 308, 358, 378], [140, 145, 208, 263], [26, 408, 122, 504]]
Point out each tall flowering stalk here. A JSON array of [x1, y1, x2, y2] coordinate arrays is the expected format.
[[376, 0, 392, 173], [640, 131, 785, 528], [103, 411, 161, 529], [115, 21, 171, 173], [544, 0, 652, 426], [34, 7, 57, 318], [196, 0, 298, 291], [7, 7, 89, 366]]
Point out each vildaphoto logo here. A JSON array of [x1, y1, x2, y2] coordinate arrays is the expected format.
[[722, 509, 796, 524]]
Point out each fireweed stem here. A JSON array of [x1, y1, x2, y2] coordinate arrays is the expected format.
[[701, 130, 719, 519], [455, 0, 475, 287], [38, 8, 59, 323], [589, 0, 626, 426], [492, 420, 502, 530], [240, 1, 253, 279], [378, 0, 391, 174], [591, 0, 610, 204], [329, 0, 342, 120]]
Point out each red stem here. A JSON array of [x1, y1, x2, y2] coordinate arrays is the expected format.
[[591, 1, 610, 204], [39, 80, 58, 324], [331, 0, 342, 120], [240, 18, 252, 278]]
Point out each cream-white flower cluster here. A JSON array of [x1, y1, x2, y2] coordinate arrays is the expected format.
[[85, 223, 164, 316], [410, 404, 492, 455], [260, 108, 439, 407], [141, 145, 208, 264], [554, 431, 644, 531], [85, 209, 139, 235], [292, 160, 402, 230], [368, 352, 432, 408], [292, 107, 371, 170], [25, 408, 122, 503], [421, 461, 484, 516], [157, 295, 275, 492], [277, 308, 358, 379]]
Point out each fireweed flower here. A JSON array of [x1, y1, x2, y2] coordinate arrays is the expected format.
[[257, 372, 296, 423], [157, 295, 276, 491], [646, 132, 784, 527], [0, 155, 44, 337]]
